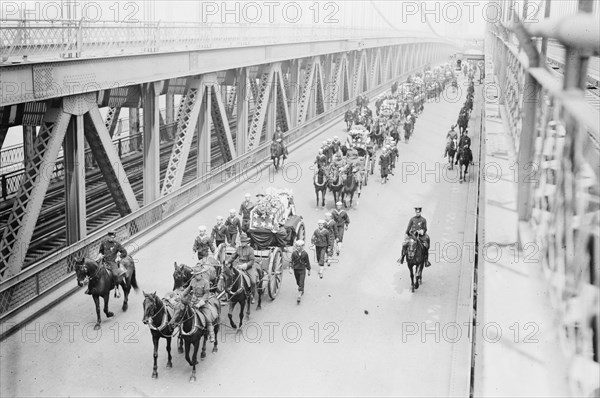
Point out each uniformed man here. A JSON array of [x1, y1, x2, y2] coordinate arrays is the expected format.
[[225, 209, 242, 246], [192, 226, 215, 260], [226, 234, 258, 303], [181, 267, 216, 342], [404, 207, 431, 267], [272, 125, 287, 157], [289, 240, 311, 303], [324, 212, 338, 256], [331, 201, 350, 255], [95, 230, 127, 295], [310, 219, 332, 279], [458, 130, 472, 152], [444, 125, 458, 158], [380, 148, 390, 183], [331, 136, 342, 154], [211, 216, 227, 248], [332, 153, 347, 172], [239, 193, 254, 232], [315, 149, 328, 170], [386, 145, 396, 174]]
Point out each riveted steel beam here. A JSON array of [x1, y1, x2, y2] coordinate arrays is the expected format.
[[63, 114, 86, 244], [236, 68, 248, 155], [143, 82, 161, 204], [104, 106, 121, 138], [210, 84, 237, 162], [0, 126, 8, 149], [275, 67, 291, 132], [0, 107, 71, 279], [85, 106, 139, 215], [314, 61, 326, 116], [297, 59, 317, 125], [247, 65, 276, 152], [161, 76, 206, 195]]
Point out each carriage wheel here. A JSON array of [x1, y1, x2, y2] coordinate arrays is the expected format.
[[268, 247, 283, 300], [294, 221, 306, 244]]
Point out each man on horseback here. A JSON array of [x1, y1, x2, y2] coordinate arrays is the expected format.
[[182, 267, 216, 343], [315, 149, 328, 170], [94, 230, 127, 295], [443, 125, 458, 158], [226, 234, 258, 304], [458, 129, 471, 150], [239, 193, 254, 233], [331, 201, 350, 255], [193, 226, 215, 261], [272, 125, 288, 158], [403, 207, 431, 267]]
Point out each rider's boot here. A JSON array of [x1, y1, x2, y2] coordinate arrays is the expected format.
[[207, 320, 215, 343], [425, 249, 431, 267], [250, 282, 257, 304]]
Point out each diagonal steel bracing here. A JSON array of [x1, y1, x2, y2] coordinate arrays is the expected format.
[[104, 106, 122, 137], [314, 61, 326, 116], [275, 67, 291, 132], [247, 65, 276, 152], [370, 48, 382, 88], [0, 109, 71, 279], [297, 59, 318, 125], [0, 126, 7, 149], [329, 55, 345, 107], [161, 77, 206, 195], [210, 85, 237, 163], [352, 51, 366, 96], [85, 106, 139, 215]]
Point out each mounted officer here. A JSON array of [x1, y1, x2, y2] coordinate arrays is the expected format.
[[181, 266, 216, 342], [95, 230, 127, 295], [226, 234, 258, 304], [315, 149, 328, 171], [272, 125, 288, 158], [444, 125, 458, 158], [404, 207, 431, 267]]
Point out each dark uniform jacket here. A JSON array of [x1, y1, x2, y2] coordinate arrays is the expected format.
[[193, 235, 215, 258], [405, 216, 428, 236], [290, 249, 311, 271], [211, 224, 227, 242], [225, 216, 242, 234], [184, 276, 210, 304], [99, 240, 127, 267], [331, 209, 350, 228], [229, 246, 255, 268], [325, 219, 338, 241], [311, 227, 331, 248], [459, 135, 471, 148], [239, 200, 254, 221], [380, 152, 390, 169]]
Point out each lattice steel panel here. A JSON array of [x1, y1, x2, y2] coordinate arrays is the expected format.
[[247, 69, 275, 151], [296, 61, 315, 125]]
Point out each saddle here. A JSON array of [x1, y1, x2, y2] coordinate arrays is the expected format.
[[194, 297, 220, 328]]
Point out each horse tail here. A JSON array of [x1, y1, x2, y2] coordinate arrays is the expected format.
[[130, 268, 139, 291]]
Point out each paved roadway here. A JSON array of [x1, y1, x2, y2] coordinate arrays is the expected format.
[[1, 76, 475, 397]]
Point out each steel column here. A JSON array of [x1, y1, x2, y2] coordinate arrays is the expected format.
[[236, 68, 248, 155], [197, 87, 211, 174], [247, 65, 276, 151], [63, 115, 86, 244], [288, 60, 300, 128], [22, 126, 36, 167], [142, 82, 161, 204], [129, 107, 141, 150], [266, 69, 277, 141], [166, 92, 175, 124]]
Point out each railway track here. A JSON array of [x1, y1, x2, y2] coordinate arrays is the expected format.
[[0, 113, 263, 266]]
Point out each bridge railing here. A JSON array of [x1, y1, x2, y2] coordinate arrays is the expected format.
[[488, 7, 599, 397], [0, 19, 430, 63]]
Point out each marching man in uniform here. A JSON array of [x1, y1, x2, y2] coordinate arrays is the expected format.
[[289, 240, 311, 304], [404, 207, 431, 267], [211, 216, 227, 248], [193, 225, 215, 261], [331, 201, 350, 255], [324, 212, 339, 257], [239, 193, 254, 233], [311, 219, 333, 279], [225, 209, 242, 247]]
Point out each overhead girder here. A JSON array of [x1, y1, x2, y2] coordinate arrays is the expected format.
[[0, 105, 72, 279], [0, 101, 47, 130], [210, 83, 237, 163], [84, 105, 140, 214], [247, 65, 277, 151], [161, 76, 206, 196]]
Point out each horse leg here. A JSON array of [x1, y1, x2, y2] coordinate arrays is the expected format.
[[189, 340, 200, 382], [200, 330, 207, 360], [152, 334, 160, 378], [103, 293, 114, 319], [228, 301, 237, 329], [165, 336, 173, 368], [321, 189, 325, 207], [212, 323, 220, 353], [121, 281, 129, 312], [178, 336, 184, 354], [256, 279, 263, 310], [93, 295, 102, 330], [184, 339, 192, 366], [244, 294, 251, 321], [239, 300, 245, 328], [407, 264, 415, 293]]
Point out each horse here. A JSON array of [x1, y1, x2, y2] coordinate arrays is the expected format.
[[404, 122, 412, 143], [173, 260, 219, 292], [270, 140, 285, 171], [313, 166, 329, 207], [400, 234, 426, 292], [168, 293, 220, 383], [344, 109, 354, 131], [456, 145, 473, 183], [327, 166, 343, 204], [74, 257, 138, 330], [340, 168, 360, 208], [142, 291, 183, 378], [217, 262, 264, 329], [445, 136, 458, 170]]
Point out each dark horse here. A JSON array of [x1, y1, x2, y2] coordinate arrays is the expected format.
[[168, 293, 220, 382], [74, 257, 138, 330], [340, 168, 360, 208], [313, 166, 328, 207], [456, 145, 473, 183], [270, 140, 286, 171], [327, 167, 343, 205], [173, 260, 219, 292], [142, 291, 182, 378], [445, 136, 457, 170], [344, 109, 354, 131], [399, 234, 426, 292], [217, 262, 264, 329]]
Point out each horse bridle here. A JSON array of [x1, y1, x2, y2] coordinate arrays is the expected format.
[[219, 265, 244, 300], [76, 261, 102, 285], [144, 296, 175, 337]]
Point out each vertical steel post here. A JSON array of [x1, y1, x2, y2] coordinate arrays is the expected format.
[[236, 68, 248, 156], [22, 125, 36, 167], [198, 86, 211, 176], [166, 92, 175, 124], [143, 83, 160, 204], [64, 115, 87, 244]]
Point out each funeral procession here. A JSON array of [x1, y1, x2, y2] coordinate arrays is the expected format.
[[1, 1, 599, 397]]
